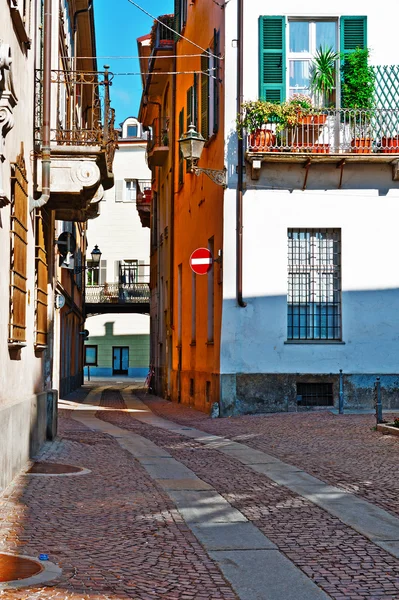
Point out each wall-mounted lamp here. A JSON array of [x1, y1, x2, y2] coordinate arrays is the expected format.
[[178, 123, 227, 187], [74, 245, 102, 274]]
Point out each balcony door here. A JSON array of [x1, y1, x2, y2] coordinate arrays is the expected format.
[[113, 346, 129, 375]]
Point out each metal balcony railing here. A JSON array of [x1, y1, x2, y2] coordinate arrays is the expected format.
[[147, 117, 170, 152], [150, 16, 174, 52], [246, 109, 399, 154], [35, 67, 117, 173], [85, 282, 150, 305]]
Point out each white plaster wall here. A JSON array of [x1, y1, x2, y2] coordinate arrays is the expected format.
[[0, 0, 47, 406], [221, 0, 399, 376], [85, 138, 150, 337]]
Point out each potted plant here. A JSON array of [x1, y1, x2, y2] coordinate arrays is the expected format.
[[341, 47, 376, 153], [381, 132, 399, 153], [238, 100, 280, 150], [309, 46, 339, 112]]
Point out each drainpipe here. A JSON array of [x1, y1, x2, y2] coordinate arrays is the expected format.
[[31, 0, 52, 211], [236, 0, 246, 307]]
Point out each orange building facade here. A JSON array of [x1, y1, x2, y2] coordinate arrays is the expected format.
[[138, 2, 224, 412]]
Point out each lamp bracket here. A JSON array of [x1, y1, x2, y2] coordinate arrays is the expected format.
[[192, 166, 227, 188]]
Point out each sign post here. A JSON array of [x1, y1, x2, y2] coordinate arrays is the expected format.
[[190, 247, 213, 275]]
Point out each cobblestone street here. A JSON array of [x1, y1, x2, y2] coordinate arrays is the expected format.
[[1, 383, 399, 599]]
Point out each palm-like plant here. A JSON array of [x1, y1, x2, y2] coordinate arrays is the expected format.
[[310, 46, 339, 107]]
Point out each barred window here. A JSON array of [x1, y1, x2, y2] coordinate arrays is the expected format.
[[9, 146, 28, 344], [287, 229, 341, 340]]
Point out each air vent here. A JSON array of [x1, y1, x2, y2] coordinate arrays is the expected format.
[[296, 382, 333, 407]]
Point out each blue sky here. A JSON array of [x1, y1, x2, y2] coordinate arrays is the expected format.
[[94, 0, 173, 126]]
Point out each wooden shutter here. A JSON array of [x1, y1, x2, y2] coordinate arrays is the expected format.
[[213, 29, 220, 134], [115, 179, 124, 202], [340, 16, 367, 55], [100, 259, 107, 284], [9, 147, 28, 344], [114, 260, 120, 283], [259, 16, 286, 102], [179, 108, 184, 185], [35, 210, 48, 346], [139, 260, 145, 281], [200, 53, 209, 138]]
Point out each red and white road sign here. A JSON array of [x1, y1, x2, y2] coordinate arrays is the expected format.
[[190, 247, 213, 275]]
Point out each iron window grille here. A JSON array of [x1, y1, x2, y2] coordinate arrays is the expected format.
[[297, 382, 334, 406], [287, 228, 341, 341]]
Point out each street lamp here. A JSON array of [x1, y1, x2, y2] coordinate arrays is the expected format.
[[74, 245, 102, 274], [178, 123, 227, 187], [90, 244, 102, 265]]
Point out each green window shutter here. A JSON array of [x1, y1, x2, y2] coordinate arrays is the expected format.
[[259, 16, 286, 102], [201, 53, 209, 138], [179, 108, 184, 185], [193, 73, 198, 128], [174, 0, 181, 41], [187, 86, 193, 129], [340, 16, 367, 55], [213, 29, 220, 134]]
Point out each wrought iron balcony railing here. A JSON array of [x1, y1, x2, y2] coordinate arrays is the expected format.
[[246, 109, 399, 155], [152, 17, 174, 50], [147, 117, 169, 152], [85, 282, 150, 305], [136, 180, 152, 209], [35, 68, 117, 173]]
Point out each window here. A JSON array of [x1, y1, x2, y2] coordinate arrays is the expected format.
[[125, 180, 136, 202], [297, 382, 333, 406], [119, 260, 138, 284], [186, 78, 198, 129], [126, 124, 138, 138], [9, 147, 28, 345], [174, 0, 187, 36], [287, 229, 341, 341], [259, 16, 366, 105], [35, 210, 49, 347], [85, 345, 98, 366], [86, 261, 100, 286], [200, 32, 220, 139]]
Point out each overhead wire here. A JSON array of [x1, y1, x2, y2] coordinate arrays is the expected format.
[[125, 0, 222, 60]]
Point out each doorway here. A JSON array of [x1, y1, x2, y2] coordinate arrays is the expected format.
[[112, 347, 129, 375]]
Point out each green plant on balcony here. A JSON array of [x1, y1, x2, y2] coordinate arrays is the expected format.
[[310, 46, 339, 108], [341, 47, 376, 152]]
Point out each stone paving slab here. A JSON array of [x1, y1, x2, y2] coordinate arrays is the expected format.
[[167, 490, 248, 524], [141, 458, 198, 480], [190, 523, 277, 551], [208, 550, 330, 600], [157, 478, 214, 491]]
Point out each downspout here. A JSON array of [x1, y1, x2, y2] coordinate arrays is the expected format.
[[31, 0, 52, 211], [236, 0, 246, 307]]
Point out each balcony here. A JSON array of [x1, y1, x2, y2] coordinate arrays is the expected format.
[[35, 68, 117, 220], [147, 117, 169, 167], [136, 179, 151, 228], [246, 108, 399, 181], [85, 282, 150, 316]]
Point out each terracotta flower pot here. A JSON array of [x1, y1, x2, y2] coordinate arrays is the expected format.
[[351, 138, 373, 154], [249, 128, 276, 151], [381, 137, 399, 154]]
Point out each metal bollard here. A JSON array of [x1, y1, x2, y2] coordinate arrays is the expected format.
[[375, 377, 383, 424], [338, 369, 344, 414]]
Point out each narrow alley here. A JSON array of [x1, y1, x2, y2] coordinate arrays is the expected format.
[[1, 384, 399, 600]]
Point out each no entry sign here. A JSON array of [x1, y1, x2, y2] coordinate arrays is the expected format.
[[190, 247, 213, 275]]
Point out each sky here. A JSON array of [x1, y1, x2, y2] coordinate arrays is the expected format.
[[93, 0, 173, 126]]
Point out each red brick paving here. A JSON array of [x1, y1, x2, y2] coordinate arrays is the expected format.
[[143, 394, 399, 520], [0, 390, 238, 600], [96, 389, 399, 600]]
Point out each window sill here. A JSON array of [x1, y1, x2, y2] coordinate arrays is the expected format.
[[8, 341, 27, 349], [284, 340, 345, 345], [34, 344, 48, 352], [189, 341, 196, 346], [206, 340, 214, 346]]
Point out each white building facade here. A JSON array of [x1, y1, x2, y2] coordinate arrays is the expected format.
[[85, 117, 151, 378], [221, 1, 399, 413]]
